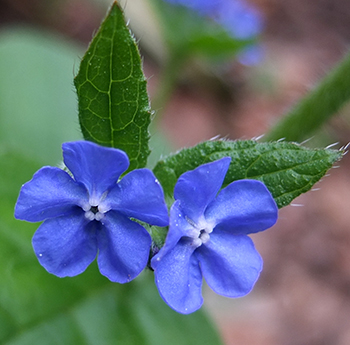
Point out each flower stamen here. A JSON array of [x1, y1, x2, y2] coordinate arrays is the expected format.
[[83, 200, 110, 221], [199, 230, 210, 244], [185, 216, 212, 247]]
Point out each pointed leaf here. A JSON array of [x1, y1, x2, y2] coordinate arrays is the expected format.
[[153, 140, 343, 208], [74, 2, 151, 171]]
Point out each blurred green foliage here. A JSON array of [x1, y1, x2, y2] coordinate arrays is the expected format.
[[0, 28, 82, 164]]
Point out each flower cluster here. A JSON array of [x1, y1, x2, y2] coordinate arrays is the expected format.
[[15, 141, 277, 313], [163, 0, 264, 65]]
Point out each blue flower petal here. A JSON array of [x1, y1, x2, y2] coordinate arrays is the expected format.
[[154, 200, 194, 260], [217, 0, 263, 39], [32, 211, 98, 277], [205, 179, 278, 235], [174, 157, 231, 224], [152, 239, 203, 314], [97, 211, 151, 283], [237, 45, 265, 66], [62, 141, 129, 200], [15, 167, 88, 222], [196, 232, 262, 297], [107, 169, 169, 226]]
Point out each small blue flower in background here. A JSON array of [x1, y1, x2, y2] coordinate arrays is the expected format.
[[163, 0, 264, 64], [237, 44, 265, 66], [163, 0, 263, 40], [151, 158, 278, 314], [15, 141, 169, 283], [215, 0, 263, 40]]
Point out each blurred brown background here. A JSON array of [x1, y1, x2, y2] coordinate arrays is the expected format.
[[2, 0, 350, 344]]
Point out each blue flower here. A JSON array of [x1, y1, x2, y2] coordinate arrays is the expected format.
[[237, 45, 265, 66], [215, 0, 263, 40], [151, 157, 278, 314], [163, 0, 263, 40], [162, 0, 264, 65], [15, 141, 169, 282]]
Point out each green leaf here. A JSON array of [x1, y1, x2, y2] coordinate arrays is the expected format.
[[74, 2, 151, 171], [0, 28, 82, 164], [1, 149, 223, 345], [153, 140, 343, 208], [265, 50, 350, 142]]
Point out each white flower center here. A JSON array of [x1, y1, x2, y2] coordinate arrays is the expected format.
[[82, 194, 110, 221], [186, 216, 213, 247]]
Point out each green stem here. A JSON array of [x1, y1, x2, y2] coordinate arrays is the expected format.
[[265, 50, 350, 142]]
